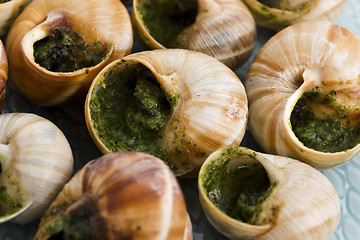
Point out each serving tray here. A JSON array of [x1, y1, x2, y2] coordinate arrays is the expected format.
[[1, 0, 360, 239]]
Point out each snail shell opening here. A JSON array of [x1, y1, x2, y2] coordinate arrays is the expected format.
[[85, 49, 248, 176], [246, 20, 360, 169], [198, 146, 340, 240], [132, 0, 256, 70], [6, 0, 133, 106]]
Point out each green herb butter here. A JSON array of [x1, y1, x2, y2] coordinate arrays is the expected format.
[[202, 146, 277, 224], [136, 0, 197, 46], [291, 89, 360, 153], [89, 62, 172, 164], [34, 26, 109, 72]]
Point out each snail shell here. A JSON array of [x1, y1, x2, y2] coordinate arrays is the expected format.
[[242, 0, 346, 31], [0, 113, 73, 224], [132, 0, 256, 70], [198, 146, 340, 240], [6, 0, 133, 106], [0, 40, 8, 111], [34, 152, 192, 240], [245, 21, 360, 169], [0, 0, 32, 35], [85, 49, 248, 176]]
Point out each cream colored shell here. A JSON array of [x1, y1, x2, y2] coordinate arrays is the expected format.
[[85, 49, 248, 176], [245, 21, 360, 169], [0, 113, 73, 224], [132, 0, 256, 70], [34, 152, 192, 240], [6, 0, 133, 106], [0, 40, 8, 111], [242, 0, 346, 31], [0, 0, 32, 35], [198, 146, 340, 240]]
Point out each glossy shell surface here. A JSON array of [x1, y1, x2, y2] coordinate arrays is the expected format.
[[1, 1, 360, 239], [85, 49, 248, 176], [0, 0, 31, 35], [0, 113, 73, 224], [34, 152, 192, 240], [199, 146, 340, 240], [6, 0, 133, 106], [132, 0, 256, 70], [245, 20, 360, 169]]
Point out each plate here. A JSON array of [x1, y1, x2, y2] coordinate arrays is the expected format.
[[1, 1, 360, 239]]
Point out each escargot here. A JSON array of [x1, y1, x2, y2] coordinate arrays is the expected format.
[[6, 0, 133, 106], [34, 152, 192, 240], [0, 0, 32, 36], [242, 0, 346, 31], [198, 146, 340, 240], [245, 21, 360, 169], [0, 113, 73, 224], [132, 0, 256, 70], [0, 40, 7, 111], [85, 49, 248, 176]]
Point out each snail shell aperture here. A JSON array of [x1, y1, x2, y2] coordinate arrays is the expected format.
[[245, 20, 360, 169]]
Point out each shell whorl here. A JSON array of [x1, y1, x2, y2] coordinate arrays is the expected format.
[[132, 0, 256, 70], [38, 152, 192, 240], [6, 0, 133, 106], [85, 49, 248, 176], [246, 21, 360, 169]]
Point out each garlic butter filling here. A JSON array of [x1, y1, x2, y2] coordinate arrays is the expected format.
[[201, 146, 277, 225], [89, 61, 173, 167], [290, 87, 360, 153], [136, 0, 198, 47], [33, 25, 109, 72]]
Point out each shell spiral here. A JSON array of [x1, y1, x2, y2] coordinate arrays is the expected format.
[[245, 21, 360, 169], [6, 0, 133, 106], [34, 152, 192, 240], [199, 146, 340, 240], [0, 113, 73, 224], [85, 49, 248, 176], [132, 0, 256, 70]]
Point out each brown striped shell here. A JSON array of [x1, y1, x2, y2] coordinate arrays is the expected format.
[[34, 152, 192, 240], [198, 146, 340, 240], [6, 0, 133, 106], [242, 0, 346, 31], [132, 0, 256, 70], [245, 21, 360, 169]]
